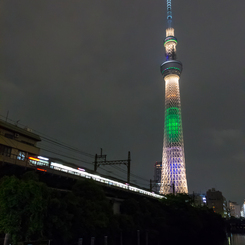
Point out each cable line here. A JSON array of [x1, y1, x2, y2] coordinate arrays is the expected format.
[[40, 147, 93, 165], [0, 114, 94, 158], [0, 114, 151, 189]]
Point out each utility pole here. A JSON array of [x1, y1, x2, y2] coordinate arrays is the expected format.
[[94, 154, 97, 172], [94, 150, 131, 183], [94, 148, 107, 172], [3, 233, 10, 245], [127, 151, 131, 183], [150, 179, 159, 192], [78, 238, 83, 245], [120, 230, 123, 245], [137, 230, 140, 245], [145, 230, 148, 245]]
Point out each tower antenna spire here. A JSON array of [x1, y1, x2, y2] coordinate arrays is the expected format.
[[167, 0, 172, 27]]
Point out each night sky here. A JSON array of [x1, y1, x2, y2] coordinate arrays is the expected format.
[[1, 0, 244, 203]]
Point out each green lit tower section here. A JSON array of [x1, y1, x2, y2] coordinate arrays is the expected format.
[[160, 0, 188, 194]]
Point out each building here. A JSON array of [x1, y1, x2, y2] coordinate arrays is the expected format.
[[0, 119, 41, 163], [241, 200, 245, 218], [160, 0, 188, 194], [190, 193, 207, 207], [229, 201, 241, 218], [153, 161, 162, 193], [206, 188, 227, 217]]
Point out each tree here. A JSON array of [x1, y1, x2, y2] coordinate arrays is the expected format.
[[0, 175, 49, 244], [70, 180, 113, 238], [43, 189, 74, 245]]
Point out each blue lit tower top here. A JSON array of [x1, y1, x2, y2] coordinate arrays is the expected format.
[[167, 0, 172, 27], [161, 0, 182, 79]]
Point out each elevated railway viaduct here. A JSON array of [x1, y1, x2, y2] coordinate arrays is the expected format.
[[0, 155, 164, 213]]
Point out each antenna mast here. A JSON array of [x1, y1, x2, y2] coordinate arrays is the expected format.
[[167, 0, 172, 27]]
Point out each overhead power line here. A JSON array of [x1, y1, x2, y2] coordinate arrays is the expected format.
[[0, 114, 94, 158], [40, 147, 93, 165], [0, 114, 152, 188]]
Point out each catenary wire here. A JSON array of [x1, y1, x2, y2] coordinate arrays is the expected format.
[[0, 114, 152, 187]]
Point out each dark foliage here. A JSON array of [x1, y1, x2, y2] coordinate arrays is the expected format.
[[0, 175, 226, 245]]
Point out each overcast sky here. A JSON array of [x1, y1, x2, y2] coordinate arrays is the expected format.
[[1, 0, 244, 203]]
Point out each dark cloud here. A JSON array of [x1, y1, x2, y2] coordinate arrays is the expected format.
[[1, 0, 244, 203]]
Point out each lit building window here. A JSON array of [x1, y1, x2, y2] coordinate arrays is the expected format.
[[17, 151, 26, 160]]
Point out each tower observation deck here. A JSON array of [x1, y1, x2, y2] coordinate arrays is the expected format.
[[160, 0, 188, 194]]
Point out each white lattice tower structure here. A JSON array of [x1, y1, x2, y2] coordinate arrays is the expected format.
[[160, 0, 188, 194]]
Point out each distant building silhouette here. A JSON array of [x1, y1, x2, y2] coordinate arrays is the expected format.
[[206, 188, 227, 217], [228, 201, 241, 218], [189, 193, 206, 207], [241, 201, 245, 218], [153, 161, 162, 193]]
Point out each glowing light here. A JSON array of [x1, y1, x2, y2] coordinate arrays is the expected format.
[[165, 107, 181, 143], [29, 157, 40, 161], [38, 156, 49, 161], [162, 67, 180, 74], [37, 168, 47, 172], [167, 93, 176, 98], [164, 39, 177, 46], [78, 168, 85, 172], [166, 28, 174, 37]]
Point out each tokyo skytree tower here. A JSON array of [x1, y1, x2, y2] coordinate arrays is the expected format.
[[160, 0, 188, 194]]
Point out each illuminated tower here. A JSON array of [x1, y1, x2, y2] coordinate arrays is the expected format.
[[160, 0, 188, 194]]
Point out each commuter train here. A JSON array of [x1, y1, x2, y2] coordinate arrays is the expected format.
[[28, 156, 165, 200]]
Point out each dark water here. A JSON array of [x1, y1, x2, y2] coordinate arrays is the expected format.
[[223, 234, 245, 245]]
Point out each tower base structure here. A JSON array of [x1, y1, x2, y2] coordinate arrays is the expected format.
[[160, 73, 188, 194]]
